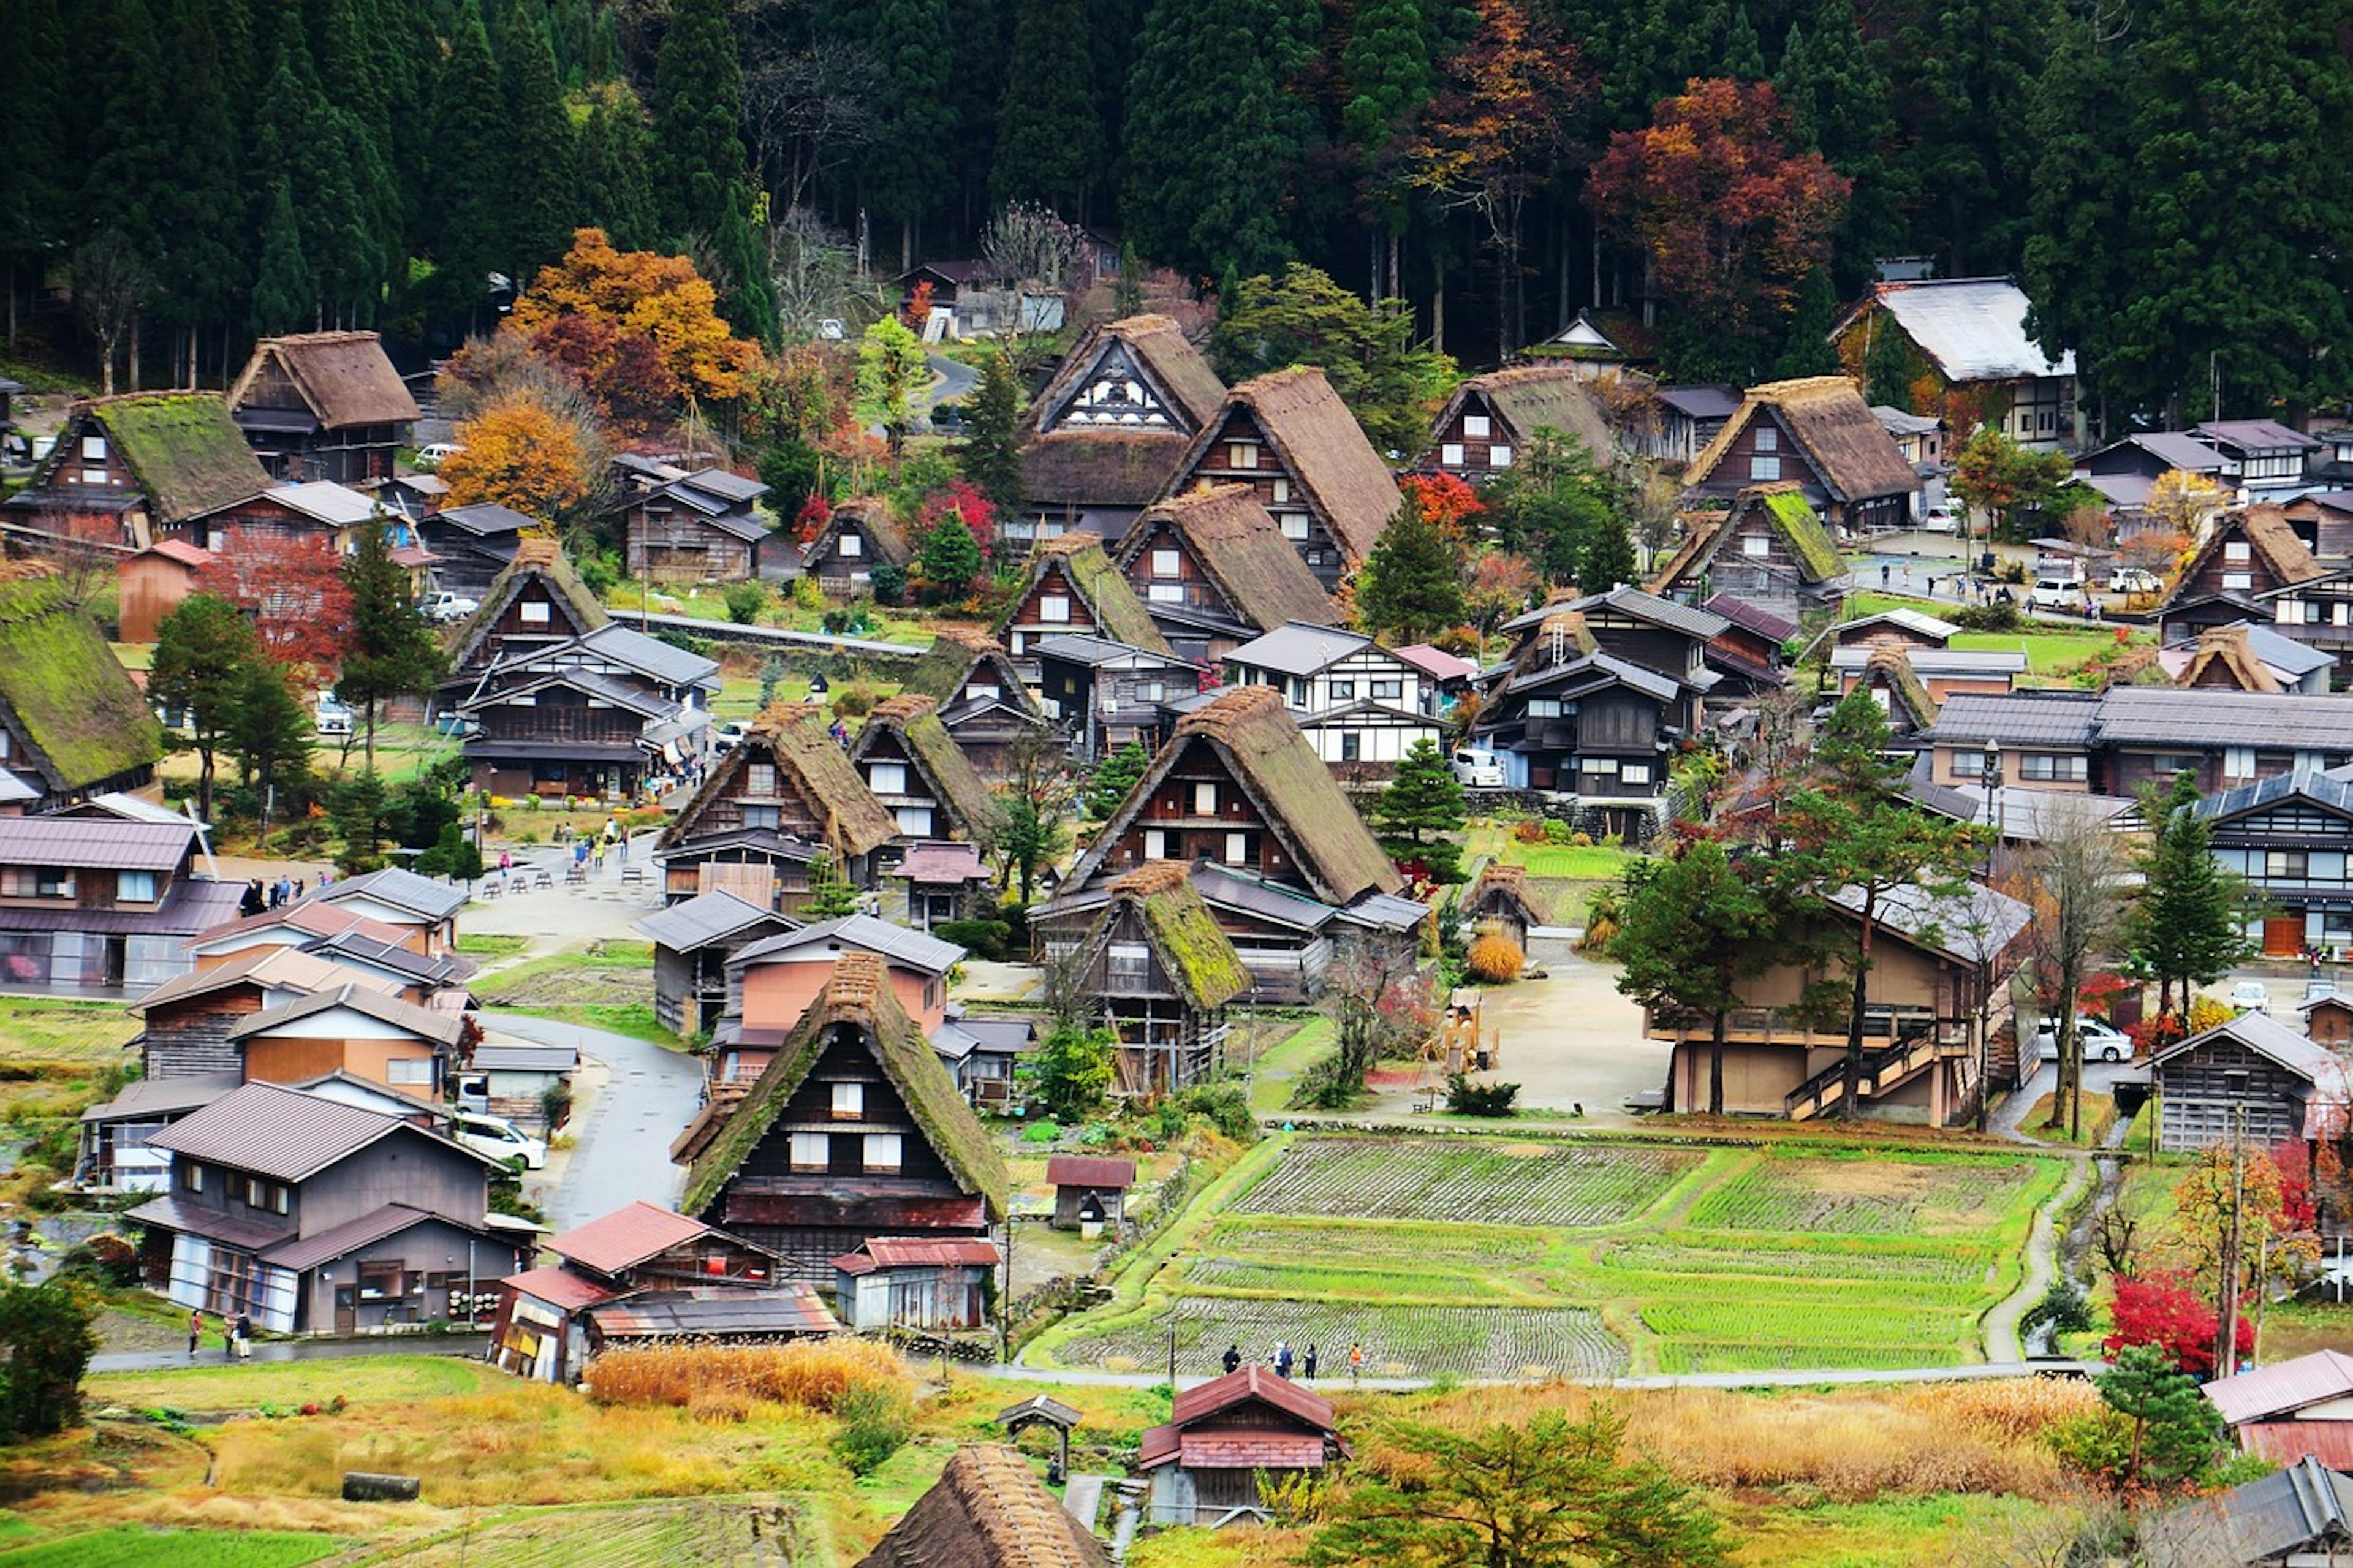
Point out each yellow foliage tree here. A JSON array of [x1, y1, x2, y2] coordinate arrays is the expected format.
[[2145, 469, 2229, 544], [441, 398, 591, 517], [514, 228, 762, 407]]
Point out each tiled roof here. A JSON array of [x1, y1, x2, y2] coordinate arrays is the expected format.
[[895, 841, 990, 883], [2196, 418, 2322, 453], [2138, 1454, 2353, 1568], [135, 944, 403, 1011], [262, 1202, 449, 1271], [1922, 691, 2104, 746], [730, 913, 966, 977], [124, 1195, 290, 1252], [832, 1237, 1002, 1274], [550, 1200, 714, 1276]]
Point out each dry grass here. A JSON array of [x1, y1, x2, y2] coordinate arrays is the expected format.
[[585, 1339, 912, 1415]]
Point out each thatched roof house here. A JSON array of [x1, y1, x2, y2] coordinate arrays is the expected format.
[[0, 573, 164, 804], [229, 331, 420, 431], [1169, 368, 1399, 580], [1018, 314, 1227, 543], [1115, 484, 1336, 644], [860, 1444, 1110, 1568], [805, 498, 913, 594], [1427, 364, 1617, 482], [998, 531, 1175, 659], [851, 694, 1000, 841], [1683, 376, 1919, 530], [901, 626, 1036, 711], [445, 535, 608, 677], [1094, 862, 1251, 1010]]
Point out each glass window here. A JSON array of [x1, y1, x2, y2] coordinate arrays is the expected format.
[[1271, 478, 1291, 504], [2226, 540, 2252, 562], [1741, 535, 1771, 556], [1278, 513, 1309, 540], [519, 601, 550, 624], [1107, 941, 1150, 979], [1441, 444, 1466, 466], [2223, 572, 2254, 590], [867, 762, 906, 795], [1224, 831, 1248, 865], [838, 532, 863, 557], [1340, 732, 1361, 762], [1193, 782, 1218, 815], [180, 1161, 203, 1193], [386, 1058, 434, 1085], [1372, 680, 1401, 700], [1229, 441, 1259, 469], [741, 805, 779, 829], [832, 1082, 863, 1118], [358, 1261, 403, 1300], [746, 762, 776, 796], [2226, 746, 2257, 778], [1754, 426, 1779, 453], [116, 870, 156, 902], [1151, 548, 1180, 577], [2019, 753, 2088, 782], [1950, 748, 1988, 778], [1527, 698, 1561, 718], [1330, 680, 1355, 700], [1491, 445, 1514, 468], [1463, 414, 1491, 439], [2267, 850, 2310, 879], [1621, 762, 1652, 785], [1040, 595, 1071, 622], [80, 434, 106, 461], [788, 1132, 828, 1170], [895, 805, 931, 835], [1148, 583, 1184, 603], [1749, 455, 1783, 482], [862, 1133, 902, 1173], [1144, 828, 1167, 859]]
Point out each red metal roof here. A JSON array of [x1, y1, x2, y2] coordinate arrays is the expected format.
[[1179, 1431, 1329, 1470], [2238, 1420, 2353, 1469], [1046, 1156, 1136, 1190], [550, 1200, 712, 1277], [586, 1286, 838, 1339], [2208, 1350, 2353, 1426], [1170, 1365, 1338, 1433], [142, 537, 213, 566], [502, 1265, 616, 1314], [895, 841, 989, 884], [832, 1237, 1002, 1275], [1138, 1423, 1179, 1469]]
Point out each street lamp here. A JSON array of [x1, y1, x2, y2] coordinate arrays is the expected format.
[[1977, 737, 2005, 1134]]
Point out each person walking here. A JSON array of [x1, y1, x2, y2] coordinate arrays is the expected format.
[[188, 1308, 203, 1360], [1880, 562, 1890, 588], [1274, 1341, 1294, 1379], [233, 1311, 253, 1361], [1348, 1342, 1365, 1382], [1303, 1343, 1319, 1381], [1222, 1343, 1241, 1375], [498, 850, 512, 885]]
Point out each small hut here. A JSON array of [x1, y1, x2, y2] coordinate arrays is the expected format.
[[1463, 863, 1548, 949], [858, 1444, 1110, 1568], [996, 1393, 1085, 1482], [1046, 1155, 1135, 1233], [829, 1236, 1002, 1332], [1139, 1366, 1344, 1527], [2301, 993, 2353, 1050]]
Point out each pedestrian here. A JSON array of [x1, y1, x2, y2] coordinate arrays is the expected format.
[[592, 839, 605, 871], [293, 878, 305, 900], [1274, 1341, 1294, 1379], [499, 850, 512, 885], [319, 868, 333, 888], [1222, 1343, 1241, 1375], [234, 1310, 252, 1360], [221, 1314, 236, 1360], [188, 1308, 203, 1359], [1348, 1341, 1365, 1382], [1880, 562, 1890, 588], [574, 839, 589, 870], [240, 879, 265, 916], [1303, 1343, 1319, 1380], [616, 833, 628, 866], [2090, 596, 2103, 623]]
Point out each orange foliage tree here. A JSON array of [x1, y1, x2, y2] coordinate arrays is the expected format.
[[199, 528, 355, 683], [512, 228, 763, 423], [1401, 472, 1484, 544], [442, 398, 593, 518]]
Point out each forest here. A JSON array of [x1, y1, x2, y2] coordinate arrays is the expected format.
[[4, 0, 2351, 425]]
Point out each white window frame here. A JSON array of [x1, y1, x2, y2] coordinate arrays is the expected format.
[[867, 762, 907, 795], [1749, 455, 1783, 482], [1441, 443, 1466, 466], [1491, 444, 1514, 468], [1224, 831, 1248, 865], [1463, 414, 1491, 439], [1151, 548, 1180, 578], [1741, 534, 1772, 556], [832, 1082, 863, 1118], [789, 1132, 828, 1171], [1193, 782, 1218, 816], [1229, 441, 1259, 469], [387, 1057, 435, 1086], [1144, 828, 1167, 859], [862, 1133, 903, 1173], [1039, 594, 1072, 623], [838, 532, 863, 557], [519, 600, 551, 624], [1754, 425, 1779, 453]]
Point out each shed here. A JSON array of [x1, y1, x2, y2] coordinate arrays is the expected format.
[[634, 890, 801, 1038], [830, 1235, 1001, 1332], [1046, 1155, 1136, 1232], [996, 1394, 1085, 1481], [1463, 862, 1548, 949], [2302, 994, 2353, 1050], [117, 538, 214, 644], [2139, 1455, 2353, 1568], [460, 1037, 579, 1132], [2205, 1349, 2353, 1469], [1137, 1366, 1344, 1527], [2150, 1012, 2353, 1153], [858, 1443, 1110, 1568]]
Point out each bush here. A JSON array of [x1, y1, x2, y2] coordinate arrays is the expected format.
[[1443, 1074, 1520, 1116], [830, 1382, 914, 1475], [829, 680, 879, 719], [1949, 601, 2021, 632], [578, 552, 620, 597], [1512, 819, 1549, 844], [1178, 1082, 1256, 1143], [589, 1339, 911, 1412], [934, 918, 1012, 961], [789, 574, 827, 612], [722, 580, 769, 624], [869, 562, 907, 606], [1466, 934, 1524, 983], [0, 1281, 100, 1437]]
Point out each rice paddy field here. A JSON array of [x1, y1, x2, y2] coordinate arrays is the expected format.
[[1034, 1135, 2063, 1379]]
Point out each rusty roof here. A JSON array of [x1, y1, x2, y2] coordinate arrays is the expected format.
[[833, 1236, 1002, 1275], [502, 1263, 617, 1314], [1045, 1156, 1135, 1190], [588, 1286, 839, 1339], [1171, 1365, 1337, 1432], [550, 1200, 716, 1276]]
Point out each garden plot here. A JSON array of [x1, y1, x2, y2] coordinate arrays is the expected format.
[[1230, 1136, 1701, 1228], [1685, 1153, 2044, 1237], [1059, 1296, 1627, 1381]]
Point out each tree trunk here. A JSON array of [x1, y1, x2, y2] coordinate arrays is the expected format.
[[1843, 903, 1877, 1118], [1431, 254, 1447, 357], [365, 697, 377, 773], [1708, 1006, 1727, 1116], [129, 311, 140, 392], [197, 748, 214, 824], [1387, 231, 1401, 302]]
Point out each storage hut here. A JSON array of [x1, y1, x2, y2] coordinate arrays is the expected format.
[[1463, 862, 1548, 949], [1139, 1366, 1344, 1526], [1046, 1155, 1135, 1232]]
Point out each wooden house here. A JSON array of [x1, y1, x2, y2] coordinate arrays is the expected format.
[[1066, 863, 1249, 1095], [1015, 313, 1228, 549], [131, 1081, 527, 1333], [885, 840, 993, 931], [804, 498, 912, 597], [417, 502, 537, 600], [997, 531, 1175, 670], [227, 331, 418, 485], [1830, 645, 2025, 704], [829, 1236, 1001, 1332], [2285, 491, 2353, 562], [230, 983, 471, 1103], [1139, 1367, 1344, 1527], [2264, 569, 2353, 687], [672, 952, 1009, 1282], [705, 915, 965, 1088], [2, 393, 270, 553], [1682, 377, 1919, 533], [442, 537, 609, 684], [136, 945, 406, 1081], [1833, 607, 1956, 654], [304, 867, 469, 958], [2302, 993, 2353, 1049], [1828, 279, 2076, 450], [1650, 482, 1851, 625], [2196, 420, 2322, 497], [1220, 622, 1442, 780], [2159, 623, 2332, 695], [1464, 862, 1547, 949], [849, 694, 1000, 844], [454, 623, 720, 801], [2202, 1354, 2353, 1472], [1113, 485, 1337, 662], [1698, 594, 1797, 702], [1424, 365, 1616, 485], [858, 1444, 1110, 1568], [1926, 687, 2353, 801], [621, 467, 773, 583], [1165, 368, 1398, 591], [0, 574, 163, 809], [1643, 882, 2031, 1126], [898, 627, 1055, 775], [1035, 686, 1422, 1004], [116, 538, 213, 643], [73, 1072, 243, 1194], [654, 702, 899, 910], [635, 891, 801, 1040], [2167, 504, 2325, 612], [0, 814, 240, 998], [2195, 767, 2353, 957], [1650, 385, 1742, 467], [491, 1200, 830, 1384], [1047, 1156, 1134, 1232], [1034, 635, 1202, 763], [2151, 1012, 2353, 1153]]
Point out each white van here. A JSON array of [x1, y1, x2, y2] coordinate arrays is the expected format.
[[1451, 748, 1506, 788], [452, 1112, 547, 1170], [2029, 577, 2083, 610]]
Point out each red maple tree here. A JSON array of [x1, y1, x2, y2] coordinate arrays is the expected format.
[[1401, 472, 1485, 543], [2104, 1271, 2252, 1377], [199, 528, 356, 684]]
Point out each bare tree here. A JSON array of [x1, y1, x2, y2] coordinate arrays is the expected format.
[[980, 202, 1090, 297], [741, 23, 881, 216], [767, 208, 889, 339], [70, 232, 152, 397], [2006, 799, 2128, 1142]]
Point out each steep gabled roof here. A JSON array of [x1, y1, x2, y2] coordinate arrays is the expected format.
[[1860, 646, 1939, 729], [854, 694, 1001, 838], [659, 702, 898, 860], [0, 574, 164, 791], [808, 497, 912, 567], [230, 331, 420, 429], [1188, 367, 1399, 561], [448, 536, 608, 664], [1436, 365, 1615, 456], [679, 952, 1008, 1220], [857, 1444, 1111, 1568], [1651, 482, 1844, 590], [82, 393, 273, 524], [1069, 685, 1401, 904], [1092, 862, 1249, 1009], [2169, 504, 2325, 608], [1832, 279, 2074, 382], [1684, 377, 1918, 502], [1119, 485, 1336, 632], [1466, 861, 1548, 928], [1024, 313, 1227, 437], [2174, 624, 2286, 694], [1002, 532, 1173, 654], [901, 626, 1040, 711]]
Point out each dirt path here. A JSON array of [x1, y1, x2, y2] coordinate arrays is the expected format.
[[1980, 1156, 2090, 1362]]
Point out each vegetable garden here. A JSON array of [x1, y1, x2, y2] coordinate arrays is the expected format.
[[1037, 1135, 2063, 1379]]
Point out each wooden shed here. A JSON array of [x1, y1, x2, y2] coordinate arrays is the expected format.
[[1046, 1155, 1135, 1232], [2150, 1011, 2353, 1154], [1138, 1366, 1344, 1527], [829, 1235, 1001, 1332], [2302, 994, 2353, 1050], [1463, 862, 1548, 949]]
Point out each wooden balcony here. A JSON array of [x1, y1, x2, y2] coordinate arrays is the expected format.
[[1646, 1004, 1963, 1050]]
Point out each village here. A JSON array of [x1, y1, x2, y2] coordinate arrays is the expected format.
[[5, 1, 2353, 1564]]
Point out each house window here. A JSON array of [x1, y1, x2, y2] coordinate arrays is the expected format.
[[895, 805, 932, 835], [831, 1082, 863, 1119], [788, 1132, 828, 1170], [1371, 680, 1402, 701], [2, 867, 75, 899], [1144, 829, 1167, 859], [1107, 942, 1150, 980], [1621, 762, 1653, 785], [1040, 594, 1072, 623], [2267, 850, 2311, 880], [1289, 676, 1311, 705], [1741, 534, 1771, 556], [1749, 456, 1783, 482], [862, 1134, 903, 1173], [1224, 831, 1248, 865], [80, 435, 106, 461], [2018, 753, 2089, 782], [116, 871, 156, 902], [1441, 443, 1466, 466], [1271, 478, 1291, 504], [80, 469, 107, 485], [1330, 681, 1355, 700], [838, 532, 863, 557], [1138, 681, 1164, 701], [1491, 445, 1513, 468], [2225, 746, 2257, 779], [1148, 583, 1184, 603], [868, 762, 907, 795], [386, 1058, 434, 1086], [741, 805, 779, 829], [358, 1261, 404, 1301], [1278, 513, 1309, 540], [1754, 426, 1779, 453], [1229, 441, 1259, 469], [924, 979, 939, 1009], [2223, 572, 2254, 591], [1950, 748, 1987, 778], [1151, 548, 1180, 578], [1193, 782, 1218, 816], [2143, 754, 2200, 777], [1582, 757, 1620, 775], [2226, 540, 2252, 562], [244, 1176, 287, 1213], [746, 762, 776, 796], [180, 1162, 203, 1193], [2279, 600, 2306, 624], [1463, 414, 1491, 439], [1527, 698, 1563, 718], [1340, 732, 1361, 762], [519, 601, 550, 624]]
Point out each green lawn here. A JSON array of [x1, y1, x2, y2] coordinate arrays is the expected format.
[[1840, 591, 2150, 685], [0, 996, 141, 1061], [455, 933, 531, 960], [0, 1528, 341, 1566], [1242, 1016, 1332, 1116], [475, 942, 681, 1048]]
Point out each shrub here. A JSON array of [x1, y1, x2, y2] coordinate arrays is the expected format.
[[588, 1339, 911, 1412], [1178, 1082, 1256, 1143], [1949, 601, 2021, 632], [1444, 1074, 1520, 1116], [578, 551, 620, 597], [1568, 831, 1594, 847], [869, 562, 907, 607], [722, 580, 768, 624], [789, 574, 826, 612], [830, 680, 879, 719], [830, 1382, 914, 1475], [934, 917, 1012, 961], [1466, 934, 1524, 983], [1512, 819, 1549, 845]]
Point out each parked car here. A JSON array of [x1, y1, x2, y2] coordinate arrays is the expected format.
[[313, 692, 354, 737], [1450, 748, 1506, 788], [415, 442, 464, 469], [2030, 577, 2085, 610], [2036, 1015, 2133, 1062], [2108, 566, 2163, 596], [422, 589, 480, 624], [2230, 980, 2272, 1015], [451, 1112, 547, 1170], [711, 720, 751, 757], [1920, 504, 1959, 534]]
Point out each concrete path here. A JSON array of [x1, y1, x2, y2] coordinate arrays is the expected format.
[[91, 1334, 491, 1375], [928, 352, 978, 407], [1981, 1156, 2090, 1363], [985, 1358, 2102, 1393], [484, 1012, 703, 1234]]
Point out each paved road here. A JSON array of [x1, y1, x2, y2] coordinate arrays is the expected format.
[[928, 352, 977, 407], [484, 1012, 703, 1234], [91, 1335, 492, 1375], [987, 1359, 2102, 1393]]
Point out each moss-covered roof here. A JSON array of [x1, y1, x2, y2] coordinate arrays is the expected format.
[[659, 702, 899, 859], [89, 394, 271, 524], [1468, 861, 1548, 927], [1007, 534, 1173, 655], [679, 952, 1008, 1220], [1762, 488, 1844, 583], [901, 627, 1040, 714], [0, 575, 163, 791], [449, 535, 608, 664], [1106, 863, 1249, 1008], [1865, 646, 1938, 729], [856, 694, 1001, 838]]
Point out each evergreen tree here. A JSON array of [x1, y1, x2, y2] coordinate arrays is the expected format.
[[150, 594, 262, 824], [1338, 0, 1434, 270], [80, 0, 173, 270], [991, 0, 1102, 210], [915, 515, 985, 604], [1721, 2, 1767, 78], [338, 519, 445, 768], [1085, 741, 1149, 820], [863, 0, 957, 264], [251, 181, 313, 338], [2018, 7, 2134, 426], [1370, 739, 1467, 883], [1575, 510, 1638, 595], [650, 0, 748, 243], [0, 1281, 101, 1441], [577, 87, 660, 252], [0, 0, 72, 333], [2096, 1344, 2224, 1488], [329, 768, 398, 874], [806, 850, 860, 917], [425, 1, 508, 319], [990, 794, 1067, 901], [499, 0, 576, 280], [1613, 836, 1776, 1115], [154, 0, 246, 369], [1896, 0, 2059, 276], [227, 658, 316, 838], [1122, 0, 1314, 279], [1771, 268, 1843, 379], [1775, 0, 1906, 292], [2127, 770, 2251, 1015], [1355, 493, 1464, 642], [957, 350, 1027, 519]]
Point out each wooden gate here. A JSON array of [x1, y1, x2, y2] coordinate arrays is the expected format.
[[2264, 915, 2305, 958]]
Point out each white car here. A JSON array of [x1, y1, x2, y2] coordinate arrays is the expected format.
[[711, 720, 751, 756], [2036, 1016, 2132, 1062], [313, 692, 354, 737], [2108, 567, 2163, 596], [422, 590, 480, 624], [415, 442, 465, 469], [2231, 980, 2272, 1015], [1451, 748, 1506, 788], [1920, 505, 1959, 534], [2029, 577, 2085, 610], [452, 1112, 547, 1170]]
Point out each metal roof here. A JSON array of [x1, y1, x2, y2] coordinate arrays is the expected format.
[[1922, 691, 2102, 746], [148, 1081, 496, 1181], [1185, 861, 1342, 931], [1703, 594, 1800, 643], [1828, 647, 2028, 676], [551, 1200, 714, 1275], [2098, 686, 2353, 748], [79, 790, 201, 825], [0, 874, 240, 938], [1047, 1156, 1135, 1189], [578, 623, 723, 690], [1392, 642, 1480, 681], [2159, 621, 2334, 678], [2197, 767, 2353, 825], [0, 816, 192, 871], [124, 1195, 290, 1252], [80, 1072, 240, 1123], [1504, 650, 1684, 705], [729, 913, 966, 976], [1857, 278, 2075, 381], [832, 1237, 1001, 1274], [1871, 404, 1944, 437], [267, 480, 380, 526], [2197, 419, 2322, 453], [262, 1202, 448, 1271], [135, 944, 404, 1010], [468, 1040, 577, 1073], [633, 890, 795, 952], [1656, 384, 1740, 419], [227, 983, 468, 1047], [2139, 1454, 2353, 1568], [588, 1286, 838, 1338], [1033, 632, 1185, 668], [1833, 608, 1956, 645], [302, 928, 477, 986], [2207, 1350, 2353, 1426], [317, 866, 468, 922], [2151, 1012, 2353, 1131], [432, 502, 538, 537], [1500, 585, 1728, 640], [2104, 431, 2229, 471], [0, 768, 37, 806], [503, 1263, 616, 1313], [1223, 621, 1376, 676], [1826, 881, 2031, 962], [894, 842, 989, 884]]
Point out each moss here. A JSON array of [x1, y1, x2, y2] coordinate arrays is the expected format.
[[1764, 489, 1844, 584], [876, 702, 998, 836], [1140, 884, 1251, 1008], [1025, 540, 1172, 655], [94, 394, 269, 523], [0, 577, 163, 789]]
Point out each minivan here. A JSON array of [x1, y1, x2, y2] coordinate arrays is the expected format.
[[1451, 748, 1505, 788], [452, 1112, 547, 1170], [2029, 577, 2083, 610]]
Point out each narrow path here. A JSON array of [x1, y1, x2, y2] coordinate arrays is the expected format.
[[91, 1335, 491, 1375], [1982, 1155, 2090, 1362], [483, 1011, 702, 1233], [977, 1359, 2101, 1393]]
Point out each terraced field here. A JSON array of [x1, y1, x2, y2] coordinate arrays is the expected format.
[[1040, 1136, 2063, 1379]]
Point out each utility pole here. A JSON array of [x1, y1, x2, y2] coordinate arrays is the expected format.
[[999, 1206, 1015, 1365], [2215, 1102, 2248, 1377]]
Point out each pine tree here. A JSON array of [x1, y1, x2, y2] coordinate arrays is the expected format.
[[227, 658, 316, 839], [863, 0, 958, 265], [990, 794, 1067, 902], [577, 87, 660, 252], [1613, 836, 1776, 1115], [2096, 1344, 2224, 1487], [499, 0, 576, 281], [338, 518, 446, 769], [426, 0, 508, 319], [2128, 770, 2251, 1015], [1575, 512, 1639, 596], [1776, 0, 1905, 290], [251, 181, 314, 338], [991, 0, 1102, 210], [154, 0, 246, 368], [958, 350, 1027, 520], [1771, 267, 1842, 379], [1371, 740, 1467, 882], [651, 0, 748, 243], [2019, 8, 2133, 425], [1339, 0, 1434, 262], [0, 0, 72, 328], [1355, 493, 1464, 642], [329, 768, 396, 874], [150, 594, 263, 823], [1721, 2, 1767, 78], [1085, 741, 1149, 820], [915, 515, 985, 605], [1897, 0, 2059, 276], [806, 850, 860, 918], [80, 0, 173, 267]]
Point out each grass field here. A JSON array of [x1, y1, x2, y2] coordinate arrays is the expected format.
[[1461, 824, 1637, 925], [473, 941, 678, 1047], [1840, 591, 2149, 685], [0, 1527, 341, 1566], [1037, 1135, 2061, 1378]]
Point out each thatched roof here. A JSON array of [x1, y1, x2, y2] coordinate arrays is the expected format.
[[902, 627, 1040, 713], [1071, 686, 1401, 904], [1004, 533, 1173, 654], [1685, 377, 1918, 502], [0, 575, 163, 790], [858, 1444, 1109, 1568], [854, 694, 1001, 838], [2172, 503, 2323, 600], [659, 702, 898, 860], [230, 331, 420, 429], [1438, 365, 1615, 457], [1651, 483, 1843, 590], [1020, 430, 1192, 510], [449, 535, 607, 665], [1191, 367, 1399, 562], [1101, 862, 1249, 1009], [1023, 314, 1227, 439], [680, 952, 1008, 1222], [1120, 485, 1336, 632], [81, 394, 271, 525], [2176, 624, 2285, 694], [809, 497, 912, 567], [1467, 861, 1548, 928], [1863, 646, 1939, 729]]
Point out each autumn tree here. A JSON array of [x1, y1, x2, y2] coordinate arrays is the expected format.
[[857, 314, 929, 460], [2006, 798, 2127, 1142], [1355, 491, 1464, 643], [2143, 468, 2227, 547], [511, 227, 764, 422], [198, 529, 354, 685], [1949, 426, 2075, 543], [442, 398, 594, 518], [1465, 550, 1541, 637], [1587, 78, 1849, 378]]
